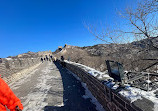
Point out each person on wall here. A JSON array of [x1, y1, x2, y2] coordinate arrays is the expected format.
[[60, 56, 66, 67], [0, 77, 23, 111], [41, 58, 43, 63], [0, 58, 2, 63]]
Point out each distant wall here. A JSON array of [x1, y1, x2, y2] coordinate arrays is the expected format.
[[64, 62, 143, 111], [0, 58, 41, 78]]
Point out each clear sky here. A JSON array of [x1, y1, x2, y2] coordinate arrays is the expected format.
[[0, 0, 134, 58]]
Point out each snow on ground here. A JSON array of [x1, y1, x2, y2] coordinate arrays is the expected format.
[[65, 60, 110, 80], [67, 69, 105, 111], [119, 86, 142, 103], [119, 86, 158, 111], [22, 62, 54, 111], [66, 61, 158, 111]]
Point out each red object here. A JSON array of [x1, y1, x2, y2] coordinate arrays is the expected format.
[[0, 78, 23, 111]]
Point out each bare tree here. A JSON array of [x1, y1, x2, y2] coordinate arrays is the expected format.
[[86, 0, 158, 46], [119, 0, 158, 49], [86, 0, 158, 71]]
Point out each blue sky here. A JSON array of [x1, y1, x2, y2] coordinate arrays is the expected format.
[[0, 0, 134, 58]]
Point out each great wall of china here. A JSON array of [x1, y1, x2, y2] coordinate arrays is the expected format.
[[0, 49, 157, 111]]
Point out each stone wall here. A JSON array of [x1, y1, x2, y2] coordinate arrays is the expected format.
[[0, 57, 41, 78], [65, 62, 143, 111]]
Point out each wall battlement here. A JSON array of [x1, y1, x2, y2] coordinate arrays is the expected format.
[[0, 57, 40, 79], [65, 62, 144, 111]]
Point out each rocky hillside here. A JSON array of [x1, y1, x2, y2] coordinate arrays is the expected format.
[[53, 37, 158, 72]]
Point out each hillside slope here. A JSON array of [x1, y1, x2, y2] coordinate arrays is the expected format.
[[53, 37, 158, 72]]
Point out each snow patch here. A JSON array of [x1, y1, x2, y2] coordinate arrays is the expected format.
[[119, 87, 142, 103], [88, 70, 98, 77], [5, 58, 12, 60], [65, 60, 110, 80], [119, 86, 158, 111]]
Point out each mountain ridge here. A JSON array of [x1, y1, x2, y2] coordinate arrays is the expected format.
[[54, 37, 158, 72]]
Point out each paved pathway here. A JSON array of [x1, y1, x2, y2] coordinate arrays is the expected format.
[[9, 62, 97, 111]]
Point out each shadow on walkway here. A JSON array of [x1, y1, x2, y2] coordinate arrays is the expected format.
[[44, 62, 97, 111]]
